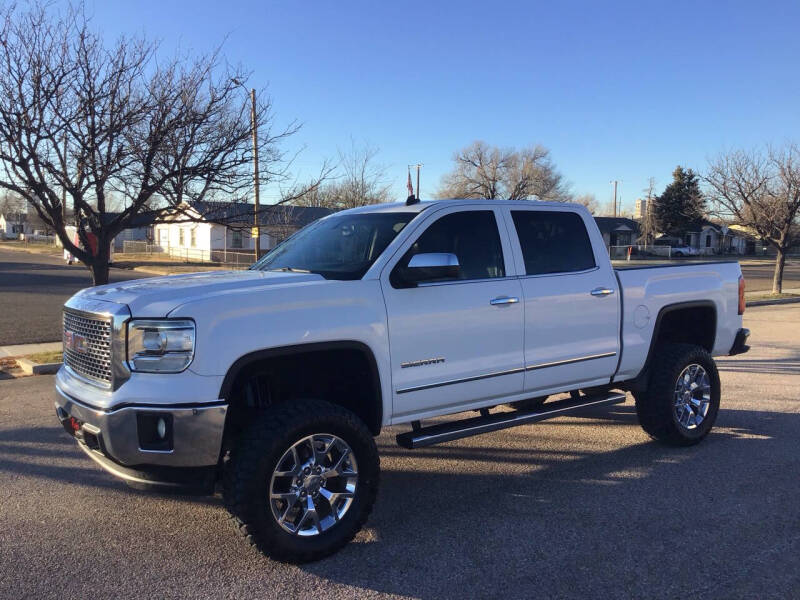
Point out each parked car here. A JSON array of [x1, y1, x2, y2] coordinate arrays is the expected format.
[[654, 237, 699, 257], [55, 199, 749, 562]]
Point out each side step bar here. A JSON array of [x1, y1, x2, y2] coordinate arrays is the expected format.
[[396, 392, 626, 449]]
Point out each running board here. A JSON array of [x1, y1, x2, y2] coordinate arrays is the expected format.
[[396, 392, 626, 449]]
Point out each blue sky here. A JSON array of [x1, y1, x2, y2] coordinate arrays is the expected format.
[[84, 0, 800, 213]]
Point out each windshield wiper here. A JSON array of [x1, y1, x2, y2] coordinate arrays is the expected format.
[[267, 267, 311, 273]]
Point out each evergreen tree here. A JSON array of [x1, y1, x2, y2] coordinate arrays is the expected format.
[[654, 167, 706, 236]]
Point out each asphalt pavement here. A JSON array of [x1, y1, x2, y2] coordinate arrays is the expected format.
[[0, 248, 151, 346], [0, 304, 798, 599]]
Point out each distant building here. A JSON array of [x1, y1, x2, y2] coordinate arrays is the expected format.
[[0, 212, 33, 239], [152, 201, 332, 260], [594, 216, 640, 250], [681, 221, 750, 255], [634, 198, 648, 220]]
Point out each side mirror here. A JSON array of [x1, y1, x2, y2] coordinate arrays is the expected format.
[[403, 253, 460, 285]]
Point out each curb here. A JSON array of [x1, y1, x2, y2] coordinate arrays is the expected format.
[[16, 358, 61, 375], [746, 296, 800, 307]]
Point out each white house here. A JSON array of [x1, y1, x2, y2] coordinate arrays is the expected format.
[[683, 222, 749, 255], [152, 201, 331, 261], [105, 211, 157, 251], [0, 212, 33, 239]]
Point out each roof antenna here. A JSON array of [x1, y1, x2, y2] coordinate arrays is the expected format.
[[406, 194, 419, 206]]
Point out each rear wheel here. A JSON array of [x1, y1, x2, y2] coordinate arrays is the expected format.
[[223, 399, 379, 562], [634, 343, 720, 446]]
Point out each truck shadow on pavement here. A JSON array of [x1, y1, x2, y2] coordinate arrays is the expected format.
[[297, 403, 798, 598], [1, 403, 797, 598], [0, 424, 222, 505]]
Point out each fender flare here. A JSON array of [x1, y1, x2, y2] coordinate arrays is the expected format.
[[218, 340, 384, 434], [631, 300, 717, 386]]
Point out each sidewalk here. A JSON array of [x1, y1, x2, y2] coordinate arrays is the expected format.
[[0, 341, 62, 359]]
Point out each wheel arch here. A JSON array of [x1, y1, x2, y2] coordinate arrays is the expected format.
[[628, 300, 717, 390], [219, 341, 384, 436]]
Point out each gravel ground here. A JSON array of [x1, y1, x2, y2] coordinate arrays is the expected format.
[[0, 308, 798, 599]]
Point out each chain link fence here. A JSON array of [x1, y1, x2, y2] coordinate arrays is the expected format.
[[120, 240, 257, 268], [609, 245, 672, 260]]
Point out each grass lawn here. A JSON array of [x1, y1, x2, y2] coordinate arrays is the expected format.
[[746, 292, 800, 301], [24, 351, 63, 364]]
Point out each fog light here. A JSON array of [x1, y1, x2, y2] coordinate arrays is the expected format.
[[136, 413, 173, 451]]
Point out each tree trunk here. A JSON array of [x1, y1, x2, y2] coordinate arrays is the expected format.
[[90, 240, 111, 286], [90, 260, 110, 286], [772, 247, 786, 294]]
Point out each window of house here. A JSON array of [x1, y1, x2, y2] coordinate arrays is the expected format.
[[190, 228, 196, 248], [231, 230, 243, 249], [705, 234, 712, 248], [178, 228, 185, 247], [392, 210, 505, 285], [511, 210, 596, 275]]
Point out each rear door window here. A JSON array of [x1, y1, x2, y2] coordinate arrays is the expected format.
[[511, 211, 596, 275]]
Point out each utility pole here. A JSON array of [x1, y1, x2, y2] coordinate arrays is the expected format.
[[250, 88, 260, 260], [610, 180, 619, 217], [409, 164, 423, 199], [62, 132, 68, 225]]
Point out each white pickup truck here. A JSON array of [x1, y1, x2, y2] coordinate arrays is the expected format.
[[55, 199, 750, 562]]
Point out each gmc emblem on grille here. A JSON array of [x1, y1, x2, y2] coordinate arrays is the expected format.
[[64, 330, 88, 353]]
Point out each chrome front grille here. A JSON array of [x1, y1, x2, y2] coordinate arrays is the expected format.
[[63, 309, 113, 386]]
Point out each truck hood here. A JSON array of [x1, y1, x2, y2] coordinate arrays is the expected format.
[[76, 270, 327, 316]]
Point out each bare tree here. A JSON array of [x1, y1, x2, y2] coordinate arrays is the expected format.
[[436, 140, 569, 201], [573, 193, 599, 214], [295, 140, 391, 210], [705, 143, 800, 293], [0, 191, 26, 215], [0, 3, 312, 284], [637, 177, 659, 245]]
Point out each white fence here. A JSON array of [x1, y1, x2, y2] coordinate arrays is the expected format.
[[121, 240, 257, 267], [17, 233, 57, 246], [609, 245, 672, 260]]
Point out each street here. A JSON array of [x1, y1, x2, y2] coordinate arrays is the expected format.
[[0, 304, 797, 599], [0, 248, 151, 346]]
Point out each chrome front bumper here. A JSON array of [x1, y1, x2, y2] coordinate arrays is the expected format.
[[55, 385, 227, 469]]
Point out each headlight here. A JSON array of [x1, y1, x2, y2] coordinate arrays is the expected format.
[[127, 319, 195, 373]]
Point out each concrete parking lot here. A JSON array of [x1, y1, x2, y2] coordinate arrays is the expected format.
[[0, 303, 797, 599]]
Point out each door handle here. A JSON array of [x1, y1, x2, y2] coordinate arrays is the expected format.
[[490, 296, 519, 306], [590, 287, 615, 297]]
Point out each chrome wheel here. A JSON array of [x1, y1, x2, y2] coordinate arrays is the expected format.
[[269, 433, 358, 537], [673, 364, 711, 430]]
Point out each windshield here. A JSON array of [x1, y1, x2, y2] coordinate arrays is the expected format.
[[251, 212, 417, 280]]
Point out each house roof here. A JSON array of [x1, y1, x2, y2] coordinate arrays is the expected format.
[[593, 216, 639, 234], [101, 211, 160, 228], [182, 201, 333, 228]]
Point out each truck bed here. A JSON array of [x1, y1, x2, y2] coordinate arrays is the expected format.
[[613, 260, 743, 383]]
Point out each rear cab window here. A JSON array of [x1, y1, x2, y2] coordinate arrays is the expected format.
[[511, 210, 596, 275]]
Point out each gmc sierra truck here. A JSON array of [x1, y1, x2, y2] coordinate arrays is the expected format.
[[55, 199, 750, 562]]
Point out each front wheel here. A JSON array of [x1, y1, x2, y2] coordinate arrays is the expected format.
[[634, 343, 720, 446], [223, 399, 380, 562]]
